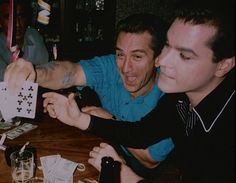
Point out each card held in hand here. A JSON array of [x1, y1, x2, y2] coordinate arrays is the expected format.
[[0, 82, 17, 120], [15, 81, 38, 119], [0, 81, 38, 120]]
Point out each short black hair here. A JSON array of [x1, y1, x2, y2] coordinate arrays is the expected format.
[[115, 13, 170, 58], [174, 0, 235, 62]]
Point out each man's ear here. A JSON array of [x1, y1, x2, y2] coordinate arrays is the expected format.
[[215, 56, 235, 77], [154, 57, 160, 68]]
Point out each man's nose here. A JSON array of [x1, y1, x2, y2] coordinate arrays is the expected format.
[[159, 48, 173, 66], [122, 58, 132, 73]]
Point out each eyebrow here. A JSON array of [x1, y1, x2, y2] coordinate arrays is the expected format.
[[115, 47, 147, 54], [176, 47, 198, 57]]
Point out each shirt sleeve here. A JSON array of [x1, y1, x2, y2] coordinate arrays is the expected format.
[[148, 137, 174, 161], [79, 54, 117, 88], [88, 94, 179, 148]]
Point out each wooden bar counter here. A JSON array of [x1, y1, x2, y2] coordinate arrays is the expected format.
[[0, 114, 102, 183]]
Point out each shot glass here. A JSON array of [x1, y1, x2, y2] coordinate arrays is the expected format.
[[10, 150, 34, 183]]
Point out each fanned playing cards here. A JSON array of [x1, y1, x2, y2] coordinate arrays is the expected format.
[[0, 81, 38, 121]]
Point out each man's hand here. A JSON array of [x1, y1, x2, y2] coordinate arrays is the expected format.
[[88, 142, 124, 171], [88, 142, 143, 183], [42, 92, 90, 130], [4, 58, 36, 91], [82, 106, 114, 119]]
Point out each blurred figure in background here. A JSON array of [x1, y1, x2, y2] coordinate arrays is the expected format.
[[0, 0, 48, 81]]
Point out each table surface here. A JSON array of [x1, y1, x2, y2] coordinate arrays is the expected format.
[[0, 114, 102, 183], [0, 87, 181, 183]]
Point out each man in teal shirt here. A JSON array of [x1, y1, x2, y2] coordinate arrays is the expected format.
[[4, 13, 174, 177]]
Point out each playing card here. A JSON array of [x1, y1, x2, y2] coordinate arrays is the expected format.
[[0, 81, 38, 120], [0, 82, 6, 109], [0, 82, 17, 120], [15, 81, 38, 118]]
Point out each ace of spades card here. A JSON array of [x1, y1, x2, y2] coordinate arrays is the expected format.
[[0, 81, 38, 120]]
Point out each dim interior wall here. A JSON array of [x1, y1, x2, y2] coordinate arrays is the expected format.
[[116, 0, 177, 24]]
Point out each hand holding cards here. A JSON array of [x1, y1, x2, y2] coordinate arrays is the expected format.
[[0, 81, 38, 121]]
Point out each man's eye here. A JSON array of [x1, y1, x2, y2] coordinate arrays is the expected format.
[[116, 53, 125, 60], [133, 55, 143, 61], [116, 53, 123, 57], [180, 53, 191, 60], [135, 55, 142, 59]]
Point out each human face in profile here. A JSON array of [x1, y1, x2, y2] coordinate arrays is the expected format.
[[158, 19, 222, 105]]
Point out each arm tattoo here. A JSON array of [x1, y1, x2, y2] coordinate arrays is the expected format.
[[35, 61, 60, 71], [35, 61, 76, 87], [63, 71, 75, 88]]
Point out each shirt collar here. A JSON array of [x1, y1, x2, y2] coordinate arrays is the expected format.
[[193, 70, 235, 132]]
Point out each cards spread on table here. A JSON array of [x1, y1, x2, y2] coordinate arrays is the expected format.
[[0, 81, 38, 121], [40, 155, 78, 183]]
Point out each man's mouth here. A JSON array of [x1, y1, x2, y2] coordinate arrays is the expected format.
[[124, 76, 136, 85], [160, 71, 174, 79]]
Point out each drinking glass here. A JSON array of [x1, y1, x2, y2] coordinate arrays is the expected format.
[[10, 150, 34, 183]]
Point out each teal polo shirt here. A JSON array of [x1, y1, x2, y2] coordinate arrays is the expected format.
[[79, 54, 174, 161]]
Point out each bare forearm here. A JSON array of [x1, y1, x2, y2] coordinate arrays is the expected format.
[[73, 113, 92, 130], [128, 148, 159, 168], [120, 164, 143, 183], [35, 61, 84, 90]]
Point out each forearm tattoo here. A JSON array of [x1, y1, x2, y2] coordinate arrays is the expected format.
[[35, 61, 60, 72], [63, 71, 75, 88], [35, 61, 75, 88]]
